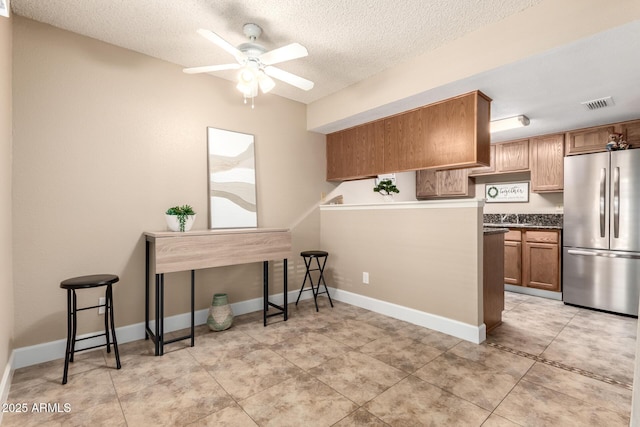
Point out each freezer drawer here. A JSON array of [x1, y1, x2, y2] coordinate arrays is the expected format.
[[563, 247, 640, 316]]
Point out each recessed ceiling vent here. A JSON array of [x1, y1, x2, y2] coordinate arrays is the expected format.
[[581, 96, 614, 111]]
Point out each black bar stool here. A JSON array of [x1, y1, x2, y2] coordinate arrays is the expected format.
[[60, 274, 121, 384], [295, 250, 334, 312]]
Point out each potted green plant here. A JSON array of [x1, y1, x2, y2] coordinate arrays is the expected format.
[[373, 179, 399, 201], [165, 205, 196, 232]]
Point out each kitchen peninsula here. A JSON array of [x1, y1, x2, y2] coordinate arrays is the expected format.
[[320, 199, 504, 343]]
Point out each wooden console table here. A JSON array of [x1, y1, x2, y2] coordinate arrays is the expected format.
[[144, 228, 292, 355]]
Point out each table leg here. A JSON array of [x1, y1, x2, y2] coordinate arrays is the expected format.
[[284, 258, 288, 321], [190, 270, 195, 347], [145, 241, 150, 340], [159, 273, 164, 356], [263, 261, 268, 327]]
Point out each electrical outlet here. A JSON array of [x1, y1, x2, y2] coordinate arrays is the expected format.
[[98, 297, 106, 315], [362, 272, 369, 284]]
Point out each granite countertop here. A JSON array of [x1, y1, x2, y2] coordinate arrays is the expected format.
[[483, 213, 563, 230]]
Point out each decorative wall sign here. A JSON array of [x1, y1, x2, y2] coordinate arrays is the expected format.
[[207, 127, 257, 228], [485, 182, 529, 203]]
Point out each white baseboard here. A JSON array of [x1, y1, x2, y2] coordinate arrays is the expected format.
[[12, 289, 312, 370], [330, 288, 486, 344], [0, 351, 14, 424], [11, 286, 484, 370]]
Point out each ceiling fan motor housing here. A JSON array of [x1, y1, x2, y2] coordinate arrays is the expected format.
[[238, 42, 266, 58]]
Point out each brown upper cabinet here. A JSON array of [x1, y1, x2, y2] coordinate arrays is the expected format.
[[412, 91, 491, 171], [326, 121, 384, 181], [383, 108, 424, 173], [620, 119, 640, 148], [470, 140, 529, 177], [530, 134, 564, 192], [565, 119, 640, 155], [415, 168, 474, 199], [326, 90, 491, 181], [495, 139, 529, 172], [565, 124, 615, 155]]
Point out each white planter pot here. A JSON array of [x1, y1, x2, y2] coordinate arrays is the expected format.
[[165, 214, 196, 232]]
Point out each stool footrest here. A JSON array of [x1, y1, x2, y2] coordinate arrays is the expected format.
[[74, 333, 107, 343], [71, 342, 111, 354]]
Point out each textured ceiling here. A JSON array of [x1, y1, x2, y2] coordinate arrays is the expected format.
[[10, 0, 542, 104], [9, 0, 640, 140]]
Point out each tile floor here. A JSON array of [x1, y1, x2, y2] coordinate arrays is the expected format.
[[2, 292, 637, 426]]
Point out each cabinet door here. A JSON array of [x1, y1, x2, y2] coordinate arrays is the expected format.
[[496, 140, 529, 172], [523, 230, 560, 291], [355, 121, 385, 177], [416, 169, 438, 198], [620, 119, 640, 148], [384, 109, 424, 173], [530, 134, 564, 192], [469, 145, 496, 176], [422, 91, 491, 169], [438, 169, 472, 197], [504, 240, 522, 286], [565, 125, 615, 155], [326, 131, 345, 181], [523, 242, 560, 291]]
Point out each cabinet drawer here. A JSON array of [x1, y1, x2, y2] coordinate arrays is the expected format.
[[505, 230, 521, 241], [525, 230, 559, 244]]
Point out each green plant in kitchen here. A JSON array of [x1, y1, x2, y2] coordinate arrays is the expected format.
[[373, 179, 400, 196], [165, 205, 196, 232]]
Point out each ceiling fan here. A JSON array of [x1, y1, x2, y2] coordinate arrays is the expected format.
[[183, 23, 314, 101]]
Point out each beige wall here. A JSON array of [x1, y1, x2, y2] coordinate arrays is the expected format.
[[12, 17, 332, 348], [307, 0, 640, 131], [0, 15, 14, 375], [475, 173, 564, 214], [328, 170, 563, 214], [320, 204, 483, 326]]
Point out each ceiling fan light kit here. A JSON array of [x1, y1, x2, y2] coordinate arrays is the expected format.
[[184, 23, 314, 108]]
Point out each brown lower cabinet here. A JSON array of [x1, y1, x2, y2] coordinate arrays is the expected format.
[[504, 230, 522, 286], [503, 228, 561, 292]]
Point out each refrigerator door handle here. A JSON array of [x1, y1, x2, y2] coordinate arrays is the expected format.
[[599, 168, 606, 238], [613, 166, 620, 239], [567, 249, 640, 259]]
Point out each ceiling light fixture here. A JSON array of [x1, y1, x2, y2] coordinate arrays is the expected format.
[[235, 60, 276, 109], [490, 115, 530, 133]]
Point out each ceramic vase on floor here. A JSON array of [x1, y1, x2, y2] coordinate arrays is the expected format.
[[207, 293, 234, 331]]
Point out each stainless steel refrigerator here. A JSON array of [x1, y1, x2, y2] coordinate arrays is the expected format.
[[563, 149, 640, 316]]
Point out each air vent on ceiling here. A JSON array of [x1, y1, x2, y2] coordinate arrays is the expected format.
[[581, 96, 614, 111]]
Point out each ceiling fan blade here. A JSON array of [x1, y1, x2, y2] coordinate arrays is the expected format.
[[264, 66, 314, 91], [259, 43, 308, 66], [183, 63, 241, 74], [196, 28, 245, 62]]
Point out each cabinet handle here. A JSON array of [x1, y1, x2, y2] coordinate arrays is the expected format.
[[568, 249, 640, 259], [613, 166, 620, 239], [599, 168, 606, 238]]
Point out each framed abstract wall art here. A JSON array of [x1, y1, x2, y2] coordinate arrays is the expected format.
[[207, 127, 257, 228]]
